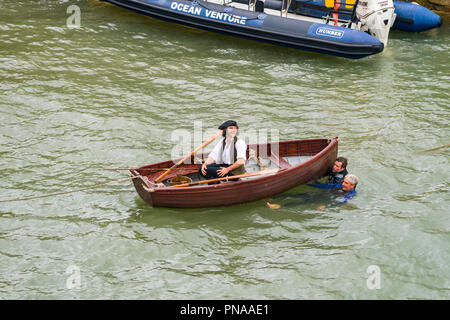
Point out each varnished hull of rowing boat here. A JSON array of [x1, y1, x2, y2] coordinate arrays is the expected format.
[[130, 138, 338, 208]]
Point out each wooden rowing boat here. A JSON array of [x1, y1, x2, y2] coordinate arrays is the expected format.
[[129, 138, 338, 208]]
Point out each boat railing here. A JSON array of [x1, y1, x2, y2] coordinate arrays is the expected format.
[[295, 0, 360, 28], [235, 0, 360, 27], [281, 0, 293, 17], [248, 0, 257, 11], [347, 0, 359, 28]]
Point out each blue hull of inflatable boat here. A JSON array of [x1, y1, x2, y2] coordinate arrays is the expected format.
[[100, 0, 384, 59], [393, 1, 443, 32]]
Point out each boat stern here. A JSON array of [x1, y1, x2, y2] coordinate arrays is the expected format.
[[307, 23, 384, 58], [355, 0, 396, 47], [129, 169, 155, 207]]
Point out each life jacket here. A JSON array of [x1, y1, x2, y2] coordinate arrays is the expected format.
[[217, 136, 246, 175]]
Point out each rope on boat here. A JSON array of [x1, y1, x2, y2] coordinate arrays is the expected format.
[[0, 176, 139, 203]]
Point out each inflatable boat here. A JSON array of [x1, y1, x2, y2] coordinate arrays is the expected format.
[[100, 0, 397, 58], [392, 1, 442, 32]]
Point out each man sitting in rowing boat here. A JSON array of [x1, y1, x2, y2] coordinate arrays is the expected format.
[[266, 174, 359, 210], [199, 120, 247, 184]]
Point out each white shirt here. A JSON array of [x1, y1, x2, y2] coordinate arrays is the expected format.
[[209, 138, 247, 165]]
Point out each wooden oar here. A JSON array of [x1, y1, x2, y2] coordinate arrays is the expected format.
[[168, 168, 280, 188], [155, 129, 223, 183], [104, 165, 201, 172], [103, 167, 169, 171]]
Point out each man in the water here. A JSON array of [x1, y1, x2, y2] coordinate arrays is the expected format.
[[305, 156, 348, 189], [305, 157, 348, 189], [328, 157, 348, 185], [316, 174, 358, 209], [266, 174, 358, 210]]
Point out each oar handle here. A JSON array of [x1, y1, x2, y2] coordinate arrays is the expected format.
[[155, 130, 223, 182], [168, 168, 279, 188], [103, 167, 170, 171]]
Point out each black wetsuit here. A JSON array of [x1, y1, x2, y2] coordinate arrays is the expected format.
[[328, 168, 348, 185]]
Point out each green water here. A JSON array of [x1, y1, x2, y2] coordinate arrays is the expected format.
[[0, 0, 449, 299]]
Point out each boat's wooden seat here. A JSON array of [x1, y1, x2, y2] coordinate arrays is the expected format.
[[268, 153, 292, 169]]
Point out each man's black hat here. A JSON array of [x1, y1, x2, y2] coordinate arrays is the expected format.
[[218, 120, 238, 130]]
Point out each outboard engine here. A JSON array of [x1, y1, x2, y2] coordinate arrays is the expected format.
[[356, 0, 396, 47]]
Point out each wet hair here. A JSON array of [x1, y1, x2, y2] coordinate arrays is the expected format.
[[336, 157, 348, 169], [345, 174, 358, 187]]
